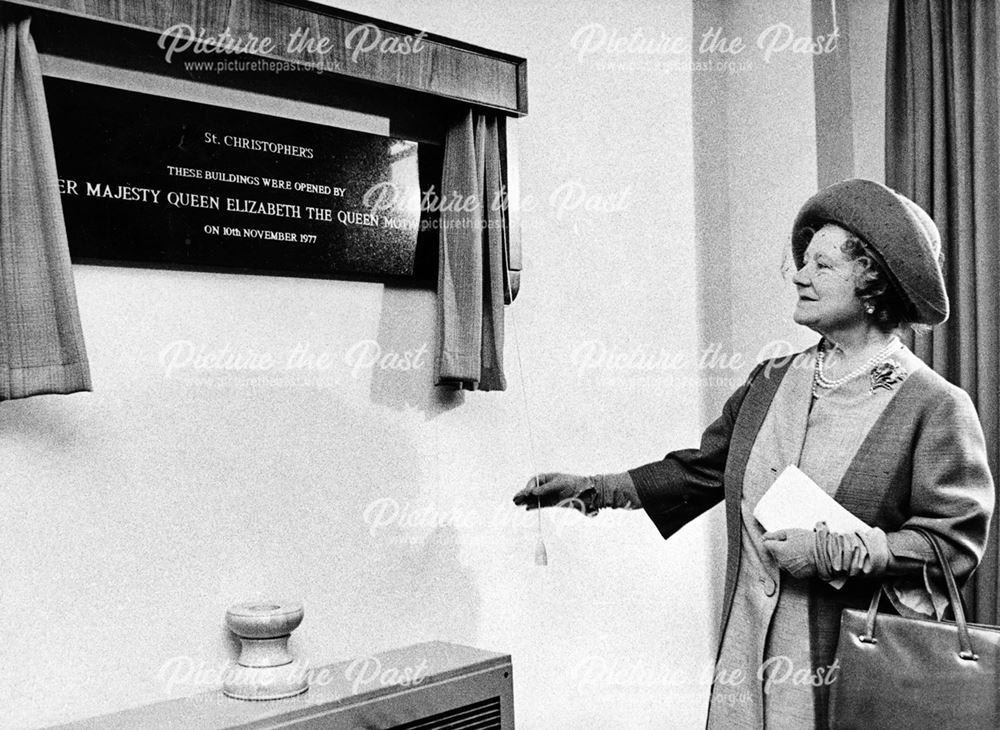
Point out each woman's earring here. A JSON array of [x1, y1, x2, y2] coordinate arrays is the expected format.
[[864, 301, 876, 315]]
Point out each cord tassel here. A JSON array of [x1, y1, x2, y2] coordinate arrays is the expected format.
[[534, 495, 548, 566]]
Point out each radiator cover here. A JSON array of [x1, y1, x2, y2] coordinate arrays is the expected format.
[[50, 641, 514, 729]]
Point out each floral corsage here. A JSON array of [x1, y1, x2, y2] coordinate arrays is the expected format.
[[870, 359, 908, 394]]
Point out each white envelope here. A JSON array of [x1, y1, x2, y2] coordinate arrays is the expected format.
[[753, 465, 871, 589], [754, 465, 869, 533]]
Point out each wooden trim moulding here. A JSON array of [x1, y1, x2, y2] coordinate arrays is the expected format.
[[1, 0, 528, 116]]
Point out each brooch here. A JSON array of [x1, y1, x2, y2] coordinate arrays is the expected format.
[[870, 359, 907, 393]]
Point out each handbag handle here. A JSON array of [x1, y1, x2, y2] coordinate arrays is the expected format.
[[860, 526, 978, 661]]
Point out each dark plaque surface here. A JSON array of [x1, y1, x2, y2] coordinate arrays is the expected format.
[[44, 77, 439, 281]]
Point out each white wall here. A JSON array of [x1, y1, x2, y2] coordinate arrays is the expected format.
[[1, 1, 716, 728], [847, 0, 889, 183]]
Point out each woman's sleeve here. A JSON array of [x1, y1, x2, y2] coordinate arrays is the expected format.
[[626, 362, 763, 540], [884, 387, 995, 616]]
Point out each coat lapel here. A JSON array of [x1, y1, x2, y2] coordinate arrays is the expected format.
[[833, 370, 924, 524], [716, 360, 792, 646]]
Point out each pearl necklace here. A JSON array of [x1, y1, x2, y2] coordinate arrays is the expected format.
[[812, 337, 902, 397]]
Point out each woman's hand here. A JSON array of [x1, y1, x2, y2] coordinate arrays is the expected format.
[[813, 522, 888, 579], [763, 522, 889, 581], [512, 472, 599, 514], [762, 527, 819, 578]]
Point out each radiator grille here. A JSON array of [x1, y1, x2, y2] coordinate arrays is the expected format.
[[388, 697, 502, 730]]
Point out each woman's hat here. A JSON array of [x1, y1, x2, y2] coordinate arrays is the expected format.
[[791, 178, 949, 325]]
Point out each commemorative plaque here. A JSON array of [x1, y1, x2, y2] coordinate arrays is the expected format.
[[44, 77, 440, 281]]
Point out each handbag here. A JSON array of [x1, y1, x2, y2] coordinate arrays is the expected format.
[[828, 527, 1000, 729]]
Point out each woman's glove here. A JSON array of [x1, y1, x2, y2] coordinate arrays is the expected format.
[[512, 472, 641, 514], [762, 527, 820, 578], [763, 522, 890, 581], [813, 522, 889, 580], [512, 473, 601, 514]]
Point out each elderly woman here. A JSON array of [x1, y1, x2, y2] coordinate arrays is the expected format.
[[513, 179, 994, 728]]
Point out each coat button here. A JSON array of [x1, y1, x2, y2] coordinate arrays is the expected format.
[[760, 576, 777, 596]]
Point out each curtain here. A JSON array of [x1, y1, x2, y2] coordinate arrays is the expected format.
[[434, 109, 507, 391], [886, 0, 1000, 623], [0, 14, 91, 401]]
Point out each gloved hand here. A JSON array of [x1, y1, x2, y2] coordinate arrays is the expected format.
[[512, 472, 599, 514], [762, 527, 819, 578], [813, 521, 889, 580], [763, 522, 891, 581]]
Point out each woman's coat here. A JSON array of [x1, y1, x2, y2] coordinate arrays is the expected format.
[[628, 353, 994, 727]]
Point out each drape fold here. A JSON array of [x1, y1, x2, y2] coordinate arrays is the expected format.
[[886, 0, 1000, 623], [0, 14, 91, 401], [434, 109, 507, 391]]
